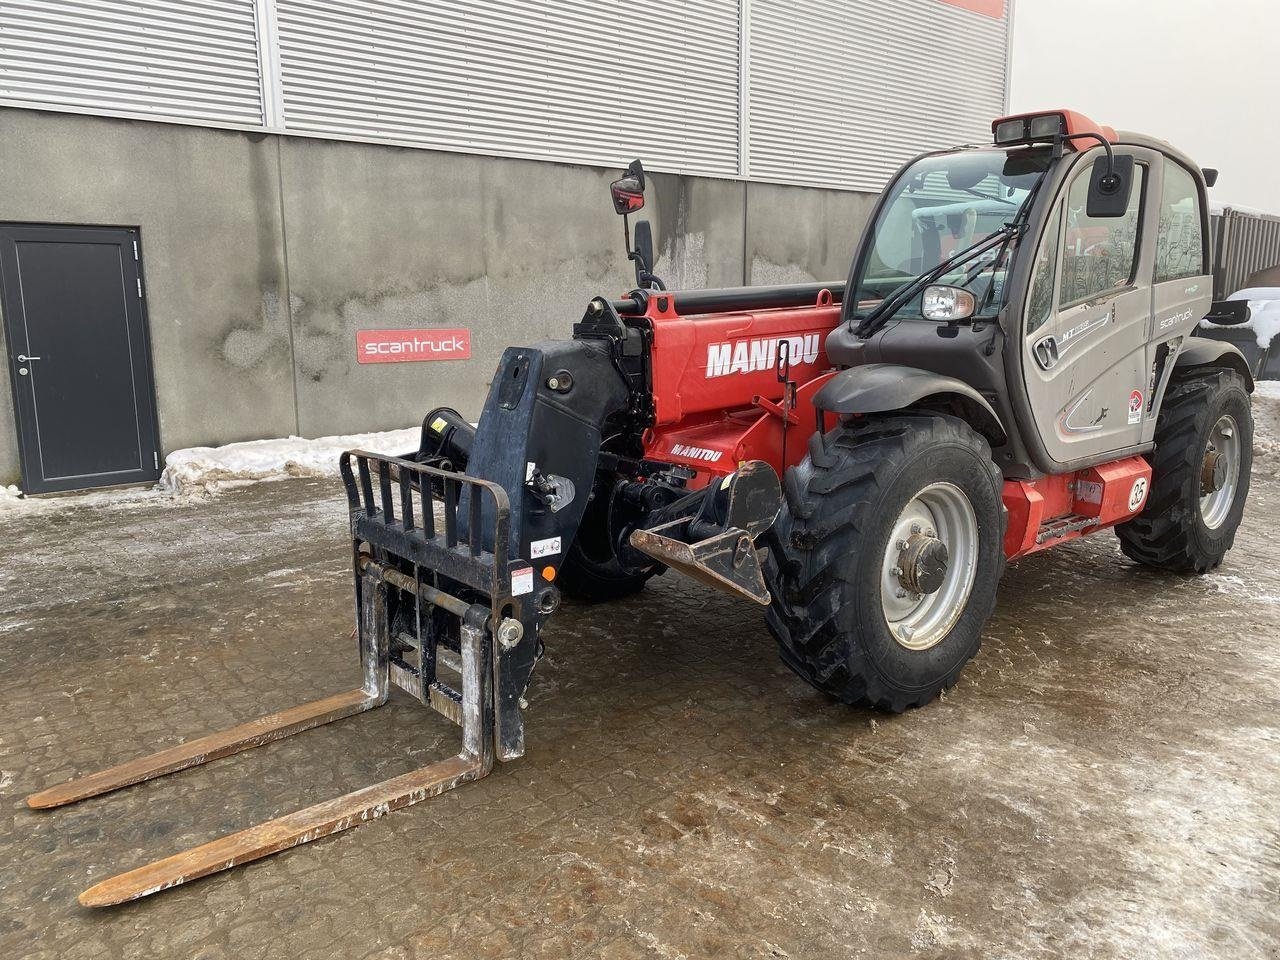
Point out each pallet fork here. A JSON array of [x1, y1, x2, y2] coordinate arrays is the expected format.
[[27, 452, 529, 907]]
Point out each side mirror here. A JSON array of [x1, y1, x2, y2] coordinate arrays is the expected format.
[[610, 159, 646, 215], [1086, 154, 1135, 218], [1202, 167, 1219, 188], [1202, 300, 1250, 326], [633, 219, 657, 279]]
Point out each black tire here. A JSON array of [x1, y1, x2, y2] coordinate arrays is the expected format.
[[764, 414, 1006, 712], [1117, 369, 1252, 574], [557, 478, 657, 602]]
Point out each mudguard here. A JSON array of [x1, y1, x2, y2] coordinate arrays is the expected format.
[[812, 363, 1007, 444], [1176, 338, 1255, 389]]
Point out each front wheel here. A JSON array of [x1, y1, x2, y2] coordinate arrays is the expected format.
[[764, 414, 1006, 712]]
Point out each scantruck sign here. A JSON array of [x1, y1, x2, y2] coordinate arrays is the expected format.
[[357, 328, 471, 363]]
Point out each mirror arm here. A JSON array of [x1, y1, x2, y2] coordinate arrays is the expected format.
[[1060, 131, 1119, 192]]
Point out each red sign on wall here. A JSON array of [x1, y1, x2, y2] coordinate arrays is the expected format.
[[356, 328, 471, 364], [936, 0, 1004, 18]]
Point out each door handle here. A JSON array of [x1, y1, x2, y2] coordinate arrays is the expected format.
[[1033, 336, 1059, 370], [17, 354, 41, 362]]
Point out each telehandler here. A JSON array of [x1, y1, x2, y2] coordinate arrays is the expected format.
[[29, 109, 1255, 906]]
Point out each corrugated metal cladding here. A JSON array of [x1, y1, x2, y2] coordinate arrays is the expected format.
[[0, 0, 265, 126], [746, 0, 1010, 191], [1211, 208, 1280, 298], [0, 0, 1010, 191], [273, 0, 743, 178]]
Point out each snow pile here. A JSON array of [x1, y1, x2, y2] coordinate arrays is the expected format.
[[1200, 287, 1280, 349], [1250, 381, 1280, 473], [0, 484, 24, 512], [159, 426, 420, 495]]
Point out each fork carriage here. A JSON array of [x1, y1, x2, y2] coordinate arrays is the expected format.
[[28, 451, 531, 907]]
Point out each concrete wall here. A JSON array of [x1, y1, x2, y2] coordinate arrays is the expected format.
[[0, 108, 877, 486]]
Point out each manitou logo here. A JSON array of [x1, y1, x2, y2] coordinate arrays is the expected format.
[[705, 334, 821, 379], [669, 443, 722, 462]]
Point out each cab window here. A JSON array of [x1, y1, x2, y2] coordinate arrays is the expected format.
[[1058, 160, 1145, 307], [1026, 206, 1062, 335], [1154, 159, 1205, 282]]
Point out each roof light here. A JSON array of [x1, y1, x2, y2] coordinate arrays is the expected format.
[[991, 109, 1118, 149], [993, 117, 1028, 145], [1029, 114, 1065, 139]]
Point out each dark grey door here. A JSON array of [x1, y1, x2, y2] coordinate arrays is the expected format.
[[1, 224, 161, 494]]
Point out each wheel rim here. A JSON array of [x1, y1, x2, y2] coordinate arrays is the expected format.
[[1200, 414, 1241, 530], [879, 482, 979, 651]]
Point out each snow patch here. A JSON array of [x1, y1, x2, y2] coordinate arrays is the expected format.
[[159, 427, 419, 495], [1253, 380, 1280, 401], [0, 426, 420, 513], [1200, 287, 1280, 349]]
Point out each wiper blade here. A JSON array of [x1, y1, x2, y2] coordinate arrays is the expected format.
[[854, 225, 1018, 338], [960, 186, 1017, 206]]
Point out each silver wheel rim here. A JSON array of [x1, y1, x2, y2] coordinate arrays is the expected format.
[[879, 482, 979, 651], [1200, 414, 1241, 530]]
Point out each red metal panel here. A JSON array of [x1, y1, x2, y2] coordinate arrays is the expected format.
[[645, 292, 839, 425], [1003, 456, 1151, 561], [639, 289, 841, 486]]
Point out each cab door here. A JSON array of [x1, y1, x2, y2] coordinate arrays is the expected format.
[[1021, 148, 1159, 465], [1145, 157, 1213, 443]]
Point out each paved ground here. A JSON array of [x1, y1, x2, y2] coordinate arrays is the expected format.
[[3, 400, 1280, 960]]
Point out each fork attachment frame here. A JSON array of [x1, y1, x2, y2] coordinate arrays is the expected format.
[[28, 452, 525, 907]]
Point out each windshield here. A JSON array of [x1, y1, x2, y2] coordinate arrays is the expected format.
[[848, 147, 1052, 322]]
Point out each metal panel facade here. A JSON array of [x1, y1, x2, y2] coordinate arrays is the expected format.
[[746, 0, 1010, 190], [0, 0, 265, 125], [0, 0, 1011, 191], [273, 0, 742, 178], [1211, 207, 1280, 298]]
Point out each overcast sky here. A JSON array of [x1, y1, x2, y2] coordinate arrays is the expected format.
[[1008, 0, 1280, 213]]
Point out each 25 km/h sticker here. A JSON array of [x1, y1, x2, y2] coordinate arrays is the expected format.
[[1128, 477, 1149, 512]]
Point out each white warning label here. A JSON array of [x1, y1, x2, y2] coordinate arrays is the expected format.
[[511, 566, 534, 596], [530, 536, 561, 558]]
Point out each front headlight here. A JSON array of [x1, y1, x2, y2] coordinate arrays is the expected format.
[[921, 285, 976, 322]]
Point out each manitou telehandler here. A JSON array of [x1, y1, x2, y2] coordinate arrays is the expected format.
[[30, 110, 1256, 906]]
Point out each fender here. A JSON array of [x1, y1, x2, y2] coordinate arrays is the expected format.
[[1175, 338, 1255, 389], [812, 363, 1007, 445]]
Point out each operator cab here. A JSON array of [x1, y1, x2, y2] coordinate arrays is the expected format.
[[828, 108, 1217, 478]]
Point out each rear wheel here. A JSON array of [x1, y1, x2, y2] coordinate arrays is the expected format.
[[765, 414, 1006, 712], [1117, 369, 1252, 573]]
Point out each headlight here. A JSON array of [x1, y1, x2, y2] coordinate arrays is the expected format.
[[921, 285, 976, 322]]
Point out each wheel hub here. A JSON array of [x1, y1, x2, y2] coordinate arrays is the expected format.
[[1200, 415, 1241, 530], [896, 533, 949, 595], [1200, 448, 1226, 495], [879, 483, 979, 652]]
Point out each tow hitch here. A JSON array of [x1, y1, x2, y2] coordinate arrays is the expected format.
[[629, 459, 782, 604]]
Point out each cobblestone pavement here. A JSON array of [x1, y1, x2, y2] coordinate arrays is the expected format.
[[3, 434, 1280, 959]]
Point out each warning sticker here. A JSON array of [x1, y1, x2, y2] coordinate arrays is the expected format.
[[511, 566, 534, 596], [1128, 389, 1144, 425], [530, 536, 561, 559], [430, 416, 448, 434]]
